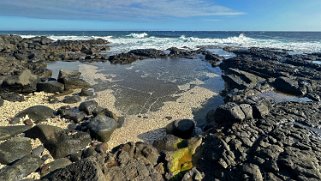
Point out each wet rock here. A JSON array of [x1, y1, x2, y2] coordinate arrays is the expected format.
[[108, 53, 140, 64], [79, 100, 98, 115], [1, 69, 38, 93], [62, 95, 81, 104], [88, 114, 118, 142], [0, 137, 32, 164], [43, 158, 105, 181], [166, 119, 195, 139], [37, 81, 65, 93], [223, 68, 264, 90], [274, 76, 307, 96], [0, 125, 31, 140], [128, 49, 165, 58], [0, 97, 3, 107], [12, 105, 55, 123], [79, 88, 95, 96], [0, 155, 42, 181], [40, 158, 72, 176], [213, 102, 246, 126]]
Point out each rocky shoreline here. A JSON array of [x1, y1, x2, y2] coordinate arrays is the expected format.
[[0, 35, 321, 180]]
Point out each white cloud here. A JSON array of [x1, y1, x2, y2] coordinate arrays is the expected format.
[[0, 0, 243, 20]]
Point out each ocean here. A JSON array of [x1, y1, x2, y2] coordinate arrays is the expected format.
[[1, 31, 321, 54]]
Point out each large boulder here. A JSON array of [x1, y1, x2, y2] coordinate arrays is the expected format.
[[213, 102, 246, 126], [57, 70, 90, 90], [26, 125, 91, 159], [11, 105, 55, 123], [128, 49, 165, 58], [0, 125, 31, 141], [0, 137, 32, 164], [43, 158, 105, 181], [166, 119, 195, 139], [87, 114, 118, 142], [1, 69, 38, 93], [37, 81, 65, 93], [0, 155, 43, 181], [79, 100, 98, 115], [274, 76, 307, 96]]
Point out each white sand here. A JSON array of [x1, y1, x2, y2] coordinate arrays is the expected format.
[[96, 86, 216, 148]]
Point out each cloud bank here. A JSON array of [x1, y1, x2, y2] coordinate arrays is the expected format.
[[0, 0, 243, 20]]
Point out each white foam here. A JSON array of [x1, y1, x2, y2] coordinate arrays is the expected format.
[[17, 33, 321, 54], [125, 32, 148, 38]]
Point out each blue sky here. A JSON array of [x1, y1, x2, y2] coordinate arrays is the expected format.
[[0, 0, 320, 31]]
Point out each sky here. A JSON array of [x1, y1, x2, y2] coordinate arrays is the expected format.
[[0, 0, 320, 31]]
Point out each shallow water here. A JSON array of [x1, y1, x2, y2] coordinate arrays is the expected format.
[[48, 57, 225, 125], [259, 91, 312, 103]]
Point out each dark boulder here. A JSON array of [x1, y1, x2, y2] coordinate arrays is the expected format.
[[11, 105, 55, 124], [79, 100, 98, 115], [1, 69, 38, 93], [213, 102, 246, 126], [79, 88, 95, 96], [24, 124, 64, 144], [25, 124, 90, 159], [57, 107, 86, 123], [0, 91, 25, 102], [40, 158, 72, 177], [87, 114, 118, 142], [108, 53, 140, 64], [128, 49, 165, 58], [0, 125, 31, 141], [43, 158, 105, 181], [0, 137, 32, 164], [0, 155, 42, 181], [46, 131, 91, 159], [37, 81, 65, 93], [166, 119, 195, 139], [57, 70, 90, 90], [274, 76, 307, 96], [62, 95, 81, 104]]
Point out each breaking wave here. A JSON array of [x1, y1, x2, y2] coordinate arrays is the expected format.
[[18, 33, 321, 54]]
